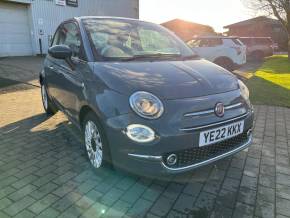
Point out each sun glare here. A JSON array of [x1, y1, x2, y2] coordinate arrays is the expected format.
[[140, 0, 251, 32]]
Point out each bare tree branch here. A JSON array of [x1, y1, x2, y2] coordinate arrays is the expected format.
[[242, 0, 290, 59]]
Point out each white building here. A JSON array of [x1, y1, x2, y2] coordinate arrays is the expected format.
[[0, 0, 139, 57]]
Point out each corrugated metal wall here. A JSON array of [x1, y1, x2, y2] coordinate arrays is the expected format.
[[27, 0, 139, 54]]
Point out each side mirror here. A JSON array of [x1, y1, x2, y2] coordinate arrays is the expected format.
[[48, 45, 72, 59]]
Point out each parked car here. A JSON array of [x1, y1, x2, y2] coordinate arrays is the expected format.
[[186, 36, 247, 71], [40, 17, 254, 177], [239, 37, 274, 60]]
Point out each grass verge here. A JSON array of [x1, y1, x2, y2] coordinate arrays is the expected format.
[[245, 55, 290, 108]]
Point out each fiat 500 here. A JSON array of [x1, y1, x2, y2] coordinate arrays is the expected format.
[[40, 17, 254, 176]]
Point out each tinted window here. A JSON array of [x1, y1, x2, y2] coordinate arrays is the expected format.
[[59, 23, 81, 58]]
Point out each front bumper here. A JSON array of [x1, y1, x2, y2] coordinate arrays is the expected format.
[[104, 105, 254, 177], [128, 128, 252, 175]]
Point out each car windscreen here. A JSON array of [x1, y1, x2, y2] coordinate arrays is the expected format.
[[82, 18, 195, 61]]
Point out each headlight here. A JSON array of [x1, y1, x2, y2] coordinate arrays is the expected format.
[[238, 80, 249, 100], [129, 91, 164, 119], [125, 124, 155, 143]]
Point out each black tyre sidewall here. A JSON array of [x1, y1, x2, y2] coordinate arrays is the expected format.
[[41, 84, 56, 115], [215, 58, 234, 71]]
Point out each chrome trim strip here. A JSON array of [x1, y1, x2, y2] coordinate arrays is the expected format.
[[184, 109, 214, 117], [161, 133, 253, 172], [128, 153, 162, 161], [225, 102, 242, 110], [184, 102, 243, 117], [180, 112, 250, 131]]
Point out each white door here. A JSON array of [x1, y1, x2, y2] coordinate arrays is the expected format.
[[0, 2, 33, 57]]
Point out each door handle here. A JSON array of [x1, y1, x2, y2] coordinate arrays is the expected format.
[[48, 66, 54, 70]]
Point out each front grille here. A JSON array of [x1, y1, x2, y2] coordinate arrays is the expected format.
[[163, 132, 249, 168]]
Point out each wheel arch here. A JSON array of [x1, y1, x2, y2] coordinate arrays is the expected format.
[[79, 105, 104, 130], [213, 56, 234, 64], [250, 49, 265, 56], [79, 105, 94, 128], [79, 104, 112, 164], [39, 72, 45, 85]]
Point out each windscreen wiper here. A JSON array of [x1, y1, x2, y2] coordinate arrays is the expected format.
[[180, 54, 200, 60], [122, 53, 182, 61]]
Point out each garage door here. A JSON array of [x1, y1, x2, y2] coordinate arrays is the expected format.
[[0, 2, 33, 57]]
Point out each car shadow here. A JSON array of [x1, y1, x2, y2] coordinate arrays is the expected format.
[[0, 112, 244, 217]]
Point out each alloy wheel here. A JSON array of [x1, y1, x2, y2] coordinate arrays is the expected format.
[[84, 120, 103, 168]]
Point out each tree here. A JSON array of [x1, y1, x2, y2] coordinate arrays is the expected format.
[[244, 0, 290, 60]]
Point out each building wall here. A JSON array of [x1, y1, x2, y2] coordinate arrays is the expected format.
[[7, 0, 139, 55]]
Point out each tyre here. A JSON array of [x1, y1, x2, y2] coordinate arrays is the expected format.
[[214, 57, 234, 71], [41, 84, 57, 115], [82, 112, 111, 169]]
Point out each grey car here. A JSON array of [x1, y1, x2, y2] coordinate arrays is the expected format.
[[40, 16, 254, 177], [239, 37, 274, 61]]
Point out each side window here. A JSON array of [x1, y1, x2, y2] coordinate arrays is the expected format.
[[59, 23, 81, 58], [199, 39, 210, 47], [187, 39, 201, 48], [51, 28, 61, 46], [207, 39, 223, 47]]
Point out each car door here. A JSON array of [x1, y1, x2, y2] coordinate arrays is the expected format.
[[48, 22, 89, 122], [45, 26, 63, 106]]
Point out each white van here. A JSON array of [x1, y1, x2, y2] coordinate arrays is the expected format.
[[187, 36, 247, 71]]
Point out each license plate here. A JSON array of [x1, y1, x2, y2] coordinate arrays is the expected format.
[[199, 121, 244, 147]]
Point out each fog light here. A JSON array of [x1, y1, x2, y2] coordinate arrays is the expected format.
[[125, 124, 155, 143], [167, 154, 177, 166]]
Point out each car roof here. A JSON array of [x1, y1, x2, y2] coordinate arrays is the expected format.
[[239, 37, 272, 39], [74, 16, 141, 22], [187, 36, 240, 42], [190, 36, 239, 39]]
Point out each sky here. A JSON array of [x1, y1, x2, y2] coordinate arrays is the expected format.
[[139, 0, 253, 32]]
